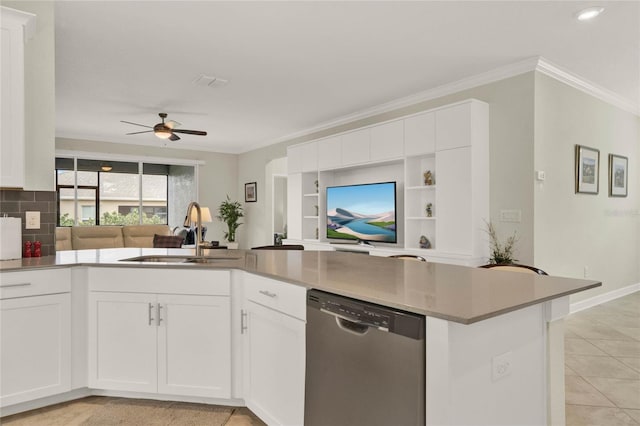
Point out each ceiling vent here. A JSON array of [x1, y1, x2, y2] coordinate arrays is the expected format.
[[193, 74, 229, 88]]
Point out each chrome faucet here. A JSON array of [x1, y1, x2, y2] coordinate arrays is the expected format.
[[184, 201, 203, 257]]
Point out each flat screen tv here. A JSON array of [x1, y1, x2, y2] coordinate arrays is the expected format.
[[326, 181, 397, 243]]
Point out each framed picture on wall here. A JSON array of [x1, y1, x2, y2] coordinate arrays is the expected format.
[[608, 154, 628, 197], [245, 182, 257, 202], [575, 145, 600, 194]]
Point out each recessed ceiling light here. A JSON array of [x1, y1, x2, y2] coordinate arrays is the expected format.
[[575, 6, 604, 21]]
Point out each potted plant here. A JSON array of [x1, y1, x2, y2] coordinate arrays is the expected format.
[[217, 196, 243, 249], [486, 221, 518, 264]]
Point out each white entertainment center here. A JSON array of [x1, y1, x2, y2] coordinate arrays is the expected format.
[[285, 99, 490, 266]]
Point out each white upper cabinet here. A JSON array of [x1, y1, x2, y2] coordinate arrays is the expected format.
[[370, 120, 404, 161], [435, 103, 471, 151], [300, 141, 318, 173], [341, 128, 371, 166], [404, 112, 435, 156], [0, 7, 35, 188], [317, 135, 342, 170], [287, 145, 304, 174], [288, 142, 318, 173]]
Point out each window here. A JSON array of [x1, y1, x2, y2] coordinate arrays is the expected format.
[[55, 157, 192, 228]]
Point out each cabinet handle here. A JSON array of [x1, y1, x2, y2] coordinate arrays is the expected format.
[[157, 304, 164, 326], [148, 303, 155, 326], [259, 290, 277, 298], [1, 282, 31, 288], [241, 309, 247, 334]]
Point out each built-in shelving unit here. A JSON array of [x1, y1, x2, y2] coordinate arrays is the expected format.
[[286, 99, 489, 265]]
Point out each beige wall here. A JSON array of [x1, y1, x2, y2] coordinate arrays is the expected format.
[[56, 138, 238, 243], [238, 73, 537, 260], [3, 1, 56, 191], [534, 73, 640, 302]]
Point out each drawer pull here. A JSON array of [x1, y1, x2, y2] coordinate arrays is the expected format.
[[1, 282, 31, 288], [259, 290, 277, 298], [148, 303, 155, 326], [241, 309, 247, 334]]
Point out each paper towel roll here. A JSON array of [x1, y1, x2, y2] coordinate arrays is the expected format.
[[0, 217, 22, 260]]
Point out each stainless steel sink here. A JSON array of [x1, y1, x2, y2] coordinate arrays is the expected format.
[[120, 255, 242, 264]]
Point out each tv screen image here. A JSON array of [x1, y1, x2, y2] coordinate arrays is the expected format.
[[326, 182, 397, 243]]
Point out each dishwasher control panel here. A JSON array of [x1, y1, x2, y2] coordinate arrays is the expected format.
[[308, 289, 425, 339], [322, 298, 391, 329]]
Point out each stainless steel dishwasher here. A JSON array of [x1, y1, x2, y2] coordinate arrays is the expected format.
[[305, 289, 425, 426]]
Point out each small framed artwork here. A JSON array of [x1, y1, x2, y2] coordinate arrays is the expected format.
[[575, 145, 600, 194], [245, 182, 257, 202], [608, 154, 628, 197]]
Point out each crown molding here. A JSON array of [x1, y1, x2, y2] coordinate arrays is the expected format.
[[535, 58, 639, 116], [242, 56, 638, 153]]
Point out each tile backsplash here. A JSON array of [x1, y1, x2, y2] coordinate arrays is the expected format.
[[0, 190, 56, 257]]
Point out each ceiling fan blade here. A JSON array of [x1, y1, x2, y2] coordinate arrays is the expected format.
[[121, 120, 153, 129], [166, 120, 181, 129], [126, 130, 153, 135], [172, 129, 207, 136], [169, 133, 181, 141]]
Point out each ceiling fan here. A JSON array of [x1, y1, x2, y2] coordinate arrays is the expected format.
[[121, 113, 207, 141]]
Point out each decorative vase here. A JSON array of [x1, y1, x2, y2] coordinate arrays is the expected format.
[[227, 242, 239, 250]]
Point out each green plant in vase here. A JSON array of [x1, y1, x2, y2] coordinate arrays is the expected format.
[[485, 221, 518, 264], [217, 196, 244, 245]]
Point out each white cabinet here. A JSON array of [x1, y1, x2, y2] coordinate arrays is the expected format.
[[404, 112, 435, 156], [435, 102, 471, 151], [370, 120, 403, 161], [0, 7, 35, 188], [435, 147, 472, 254], [286, 173, 303, 240], [242, 273, 306, 426], [88, 268, 231, 398], [341, 128, 370, 166], [288, 142, 317, 174], [0, 269, 71, 407], [317, 135, 342, 170]]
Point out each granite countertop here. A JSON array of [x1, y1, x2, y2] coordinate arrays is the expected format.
[[0, 248, 601, 324]]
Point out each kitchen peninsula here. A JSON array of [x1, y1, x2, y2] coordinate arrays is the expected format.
[[0, 248, 600, 425]]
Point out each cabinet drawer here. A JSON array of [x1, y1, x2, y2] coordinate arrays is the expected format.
[[244, 273, 306, 321], [89, 267, 230, 296], [0, 268, 71, 299]]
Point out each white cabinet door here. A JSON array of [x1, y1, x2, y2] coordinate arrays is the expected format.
[[88, 292, 157, 393], [157, 294, 231, 398], [404, 112, 435, 156], [300, 142, 318, 173], [287, 145, 304, 174], [370, 120, 403, 161], [341, 128, 370, 166], [1, 293, 71, 407], [435, 103, 471, 151], [0, 8, 33, 188], [286, 173, 303, 240], [244, 300, 305, 426], [317, 135, 342, 170], [435, 147, 472, 255]]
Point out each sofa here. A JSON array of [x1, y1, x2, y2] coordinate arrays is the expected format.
[[55, 225, 172, 251]]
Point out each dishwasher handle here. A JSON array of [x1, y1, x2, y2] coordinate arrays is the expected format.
[[320, 308, 387, 334]]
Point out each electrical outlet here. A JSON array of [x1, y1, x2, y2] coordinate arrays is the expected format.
[[25, 211, 40, 230], [492, 351, 512, 382]]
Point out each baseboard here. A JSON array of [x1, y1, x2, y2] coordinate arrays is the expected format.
[[0, 388, 91, 418], [570, 282, 640, 314]]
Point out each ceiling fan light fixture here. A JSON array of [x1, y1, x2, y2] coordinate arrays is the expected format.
[[154, 129, 173, 139], [575, 6, 604, 21]]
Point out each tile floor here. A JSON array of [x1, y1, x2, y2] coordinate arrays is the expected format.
[[565, 291, 640, 426]]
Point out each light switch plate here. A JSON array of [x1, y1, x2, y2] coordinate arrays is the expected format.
[[25, 211, 40, 229], [500, 209, 522, 223]]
